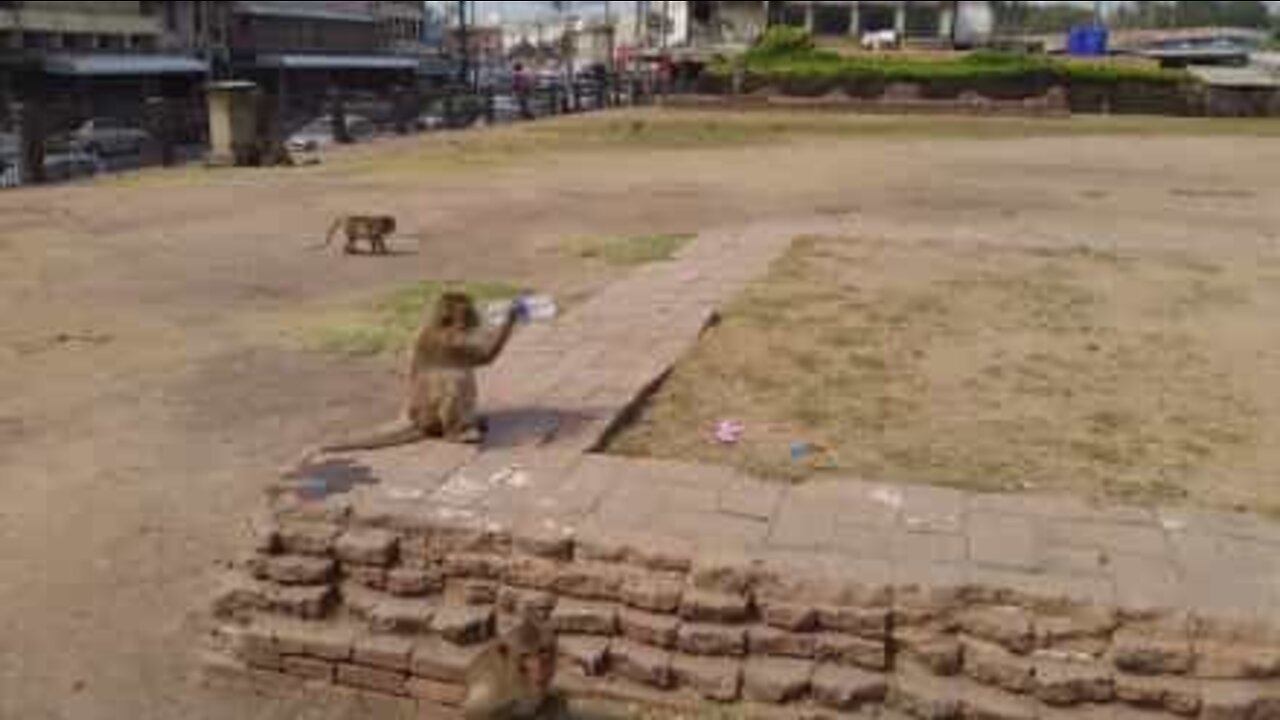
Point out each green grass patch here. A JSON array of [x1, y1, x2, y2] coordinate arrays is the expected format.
[[566, 233, 695, 266], [304, 280, 521, 357]]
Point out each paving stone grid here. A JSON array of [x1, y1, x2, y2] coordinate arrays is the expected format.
[[212, 218, 1280, 718]]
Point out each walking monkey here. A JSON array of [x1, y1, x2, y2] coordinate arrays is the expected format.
[[321, 215, 397, 255]]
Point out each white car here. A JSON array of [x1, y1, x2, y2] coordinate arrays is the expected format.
[[70, 118, 149, 157], [286, 114, 375, 153]]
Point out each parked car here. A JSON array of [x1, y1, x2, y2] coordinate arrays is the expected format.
[[285, 114, 375, 153], [43, 148, 101, 182], [69, 118, 149, 157]]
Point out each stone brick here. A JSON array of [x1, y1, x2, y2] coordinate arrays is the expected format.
[[1196, 642, 1280, 680], [761, 601, 818, 632], [282, 655, 334, 682], [968, 514, 1041, 572], [898, 629, 963, 677], [671, 654, 742, 702], [553, 562, 624, 602], [441, 553, 507, 580], [747, 625, 817, 659], [677, 623, 747, 657], [228, 625, 282, 670], [272, 584, 335, 619], [353, 635, 414, 671], [959, 607, 1035, 656], [816, 606, 890, 640], [335, 529, 399, 567], [366, 598, 436, 635], [431, 605, 494, 645], [619, 608, 680, 649], [513, 529, 574, 561], [252, 515, 281, 555], [1116, 675, 1202, 717], [336, 663, 407, 695], [963, 638, 1034, 694], [247, 555, 335, 586], [691, 557, 757, 595], [678, 590, 752, 624], [427, 523, 510, 557], [1035, 609, 1118, 651], [213, 576, 334, 620], [272, 620, 356, 661], [891, 667, 963, 720], [1112, 627, 1193, 676], [815, 633, 888, 671], [961, 681, 1039, 720], [406, 677, 466, 707], [743, 657, 814, 704], [385, 568, 443, 597], [459, 580, 499, 606], [550, 600, 618, 636], [619, 574, 683, 613], [346, 565, 387, 590], [410, 638, 486, 683], [558, 636, 610, 677], [811, 664, 888, 710], [496, 587, 556, 621], [1200, 681, 1280, 720], [1033, 660, 1114, 706], [610, 640, 672, 689], [278, 522, 341, 557]]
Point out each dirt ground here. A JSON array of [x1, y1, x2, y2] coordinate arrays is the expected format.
[[2, 109, 1279, 719]]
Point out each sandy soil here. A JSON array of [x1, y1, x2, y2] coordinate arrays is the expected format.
[[1, 109, 1279, 719]]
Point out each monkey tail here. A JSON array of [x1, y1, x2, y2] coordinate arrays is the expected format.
[[316, 419, 428, 453], [317, 217, 344, 250]]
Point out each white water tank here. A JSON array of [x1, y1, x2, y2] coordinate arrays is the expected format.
[[955, 1, 995, 47]]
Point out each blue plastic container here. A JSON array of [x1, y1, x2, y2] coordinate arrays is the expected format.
[[1067, 25, 1109, 57]]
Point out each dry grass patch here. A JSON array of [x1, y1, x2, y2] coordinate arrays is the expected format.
[[610, 235, 1280, 511], [297, 280, 521, 357]]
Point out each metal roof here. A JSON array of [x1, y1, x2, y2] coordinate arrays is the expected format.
[[1188, 65, 1280, 89], [43, 54, 208, 76], [253, 54, 419, 70], [235, 1, 374, 23]]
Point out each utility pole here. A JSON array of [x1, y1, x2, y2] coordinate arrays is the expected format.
[[457, 0, 469, 88]]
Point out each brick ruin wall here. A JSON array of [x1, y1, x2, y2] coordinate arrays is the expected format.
[[206, 488, 1280, 720]]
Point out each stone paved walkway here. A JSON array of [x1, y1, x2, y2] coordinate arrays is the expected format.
[[478, 216, 840, 452]]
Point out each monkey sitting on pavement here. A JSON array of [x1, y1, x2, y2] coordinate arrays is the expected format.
[[320, 215, 397, 255], [461, 619, 630, 720], [304, 292, 517, 459], [463, 618, 559, 719]]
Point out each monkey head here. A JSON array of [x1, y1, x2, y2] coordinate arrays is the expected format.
[[500, 618, 557, 692], [433, 291, 480, 331]]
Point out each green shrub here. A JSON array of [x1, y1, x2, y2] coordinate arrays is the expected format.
[[750, 26, 817, 59]]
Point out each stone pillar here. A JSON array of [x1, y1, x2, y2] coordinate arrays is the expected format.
[[804, 2, 815, 33], [205, 80, 259, 167], [849, 2, 861, 37], [939, 3, 955, 42], [894, 2, 907, 39]]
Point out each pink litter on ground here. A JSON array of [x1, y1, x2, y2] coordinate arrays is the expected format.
[[714, 420, 745, 444]]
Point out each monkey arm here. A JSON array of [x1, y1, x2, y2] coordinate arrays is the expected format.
[[454, 312, 517, 367]]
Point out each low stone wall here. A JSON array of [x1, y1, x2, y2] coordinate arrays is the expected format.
[[206, 451, 1280, 719]]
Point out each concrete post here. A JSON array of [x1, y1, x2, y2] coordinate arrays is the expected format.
[[803, 2, 815, 33], [939, 4, 955, 42], [894, 2, 907, 39], [849, 2, 861, 37]]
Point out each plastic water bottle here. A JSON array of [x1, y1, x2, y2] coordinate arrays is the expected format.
[[517, 294, 557, 321]]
